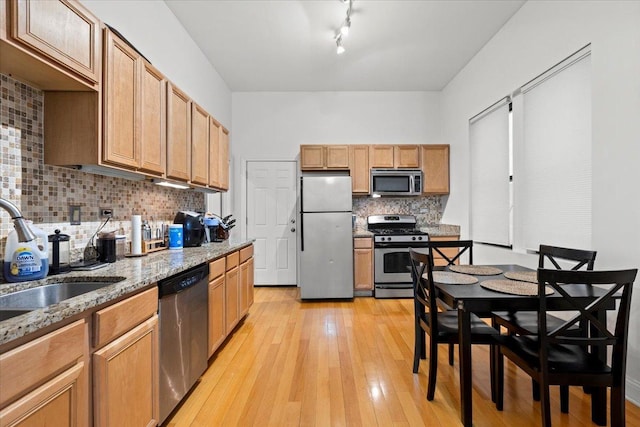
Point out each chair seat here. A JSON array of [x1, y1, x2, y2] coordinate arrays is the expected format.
[[498, 335, 611, 375], [421, 311, 499, 340], [493, 311, 581, 335]]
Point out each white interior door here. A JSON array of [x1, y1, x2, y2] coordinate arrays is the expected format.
[[247, 161, 297, 285]]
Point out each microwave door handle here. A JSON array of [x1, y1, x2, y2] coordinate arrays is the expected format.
[[409, 175, 415, 194]]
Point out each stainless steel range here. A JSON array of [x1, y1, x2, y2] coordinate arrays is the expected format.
[[367, 215, 429, 298]]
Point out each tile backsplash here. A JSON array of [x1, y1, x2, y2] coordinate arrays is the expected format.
[[0, 74, 204, 268], [352, 195, 443, 228]]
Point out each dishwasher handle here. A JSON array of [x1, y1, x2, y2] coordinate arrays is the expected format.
[[158, 263, 209, 298]]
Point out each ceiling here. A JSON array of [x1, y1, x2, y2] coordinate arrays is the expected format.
[[164, 0, 525, 92]]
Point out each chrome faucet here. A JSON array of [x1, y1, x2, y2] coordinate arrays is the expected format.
[[0, 198, 36, 242]]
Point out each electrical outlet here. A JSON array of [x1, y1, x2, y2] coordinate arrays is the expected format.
[[99, 208, 113, 218]]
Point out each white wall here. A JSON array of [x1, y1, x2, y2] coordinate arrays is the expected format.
[[441, 1, 640, 401], [231, 91, 442, 236], [80, 0, 231, 126]]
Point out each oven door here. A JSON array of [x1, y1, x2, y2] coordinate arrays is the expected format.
[[374, 246, 414, 283]]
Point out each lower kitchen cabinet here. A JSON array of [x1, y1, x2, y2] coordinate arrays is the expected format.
[[92, 287, 159, 427], [430, 235, 460, 266], [353, 237, 373, 291], [239, 245, 254, 317], [208, 257, 226, 357], [225, 251, 241, 333], [0, 320, 89, 427]]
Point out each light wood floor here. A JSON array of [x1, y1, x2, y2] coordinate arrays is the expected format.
[[165, 287, 640, 426]]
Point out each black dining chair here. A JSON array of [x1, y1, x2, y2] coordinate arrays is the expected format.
[[492, 244, 597, 411], [409, 248, 498, 401], [494, 268, 638, 427], [425, 239, 474, 364]]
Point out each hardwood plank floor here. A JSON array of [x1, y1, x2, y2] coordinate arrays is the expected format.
[[164, 287, 640, 426]]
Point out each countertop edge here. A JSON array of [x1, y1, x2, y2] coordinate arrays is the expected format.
[[0, 239, 254, 347]]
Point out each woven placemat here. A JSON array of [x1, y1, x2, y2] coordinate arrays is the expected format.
[[449, 265, 503, 276], [503, 271, 537, 283], [432, 271, 479, 285], [480, 279, 554, 296]]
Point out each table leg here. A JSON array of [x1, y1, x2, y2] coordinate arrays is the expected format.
[[458, 306, 472, 427]]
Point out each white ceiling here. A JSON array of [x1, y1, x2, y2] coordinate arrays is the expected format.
[[164, 0, 525, 92]]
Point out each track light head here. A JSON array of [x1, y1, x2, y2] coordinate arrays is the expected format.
[[340, 16, 351, 36]]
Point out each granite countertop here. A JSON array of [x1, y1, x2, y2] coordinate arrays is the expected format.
[[0, 238, 253, 347]]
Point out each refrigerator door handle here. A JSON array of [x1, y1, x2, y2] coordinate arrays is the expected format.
[[300, 213, 304, 251]]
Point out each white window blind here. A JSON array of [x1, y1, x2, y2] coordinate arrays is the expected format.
[[515, 49, 592, 251], [469, 99, 511, 246]]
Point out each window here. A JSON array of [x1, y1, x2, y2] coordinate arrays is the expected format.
[[470, 45, 592, 252]]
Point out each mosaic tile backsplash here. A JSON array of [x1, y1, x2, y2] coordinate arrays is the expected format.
[[0, 74, 204, 272], [352, 195, 443, 228]]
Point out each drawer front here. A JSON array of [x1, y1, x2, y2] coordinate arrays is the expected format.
[[94, 287, 158, 348], [0, 319, 86, 407], [353, 237, 372, 249], [239, 245, 254, 264], [226, 251, 239, 271], [209, 257, 226, 281]]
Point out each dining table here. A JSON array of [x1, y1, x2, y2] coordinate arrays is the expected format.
[[432, 264, 614, 427]]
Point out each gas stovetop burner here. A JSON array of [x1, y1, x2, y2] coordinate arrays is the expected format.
[[369, 228, 428, 236]]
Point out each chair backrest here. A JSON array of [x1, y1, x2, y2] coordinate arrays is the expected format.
[[409, 248, 439, 329], [426, 239, 473, 266], [538, 244, 597, 271], [537, 268, 637, 374]]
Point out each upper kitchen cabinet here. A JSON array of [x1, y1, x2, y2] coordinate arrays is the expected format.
[[349, 145, 370, 194], [138, 60, 166, 176], [300, 145, 349, 170], [369, 145, 395, 168], [420, 144, 450, 195], [218, 127, 230, 191], [191, 102, 209, 186], [166, 83, 191, 182], [208, 117, 221, 188], [394, 145, 420, 168], [0, 0, 100, 90], [370, 145, 420, 169]]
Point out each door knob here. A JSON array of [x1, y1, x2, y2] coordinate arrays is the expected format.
[[291, 219, 296, 224], [291, 228, 296, 232]]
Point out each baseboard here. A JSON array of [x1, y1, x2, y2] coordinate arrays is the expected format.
[[627, 377, 640, 406]]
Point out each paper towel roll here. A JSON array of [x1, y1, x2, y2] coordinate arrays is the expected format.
[[131, 215, 142, 255]]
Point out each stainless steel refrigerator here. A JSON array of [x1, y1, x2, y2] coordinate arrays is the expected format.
[[299, 175, 354, 299]]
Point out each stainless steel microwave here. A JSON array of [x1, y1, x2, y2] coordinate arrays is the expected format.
[[370, 169, 423, 196]]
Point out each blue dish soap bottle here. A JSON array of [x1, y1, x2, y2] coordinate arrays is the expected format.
[[3, 222, 49, 282]]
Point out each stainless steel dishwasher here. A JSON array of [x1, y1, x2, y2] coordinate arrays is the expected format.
[[158, 263, 209, 424]]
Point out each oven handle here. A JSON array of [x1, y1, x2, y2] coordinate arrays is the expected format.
[[375, 284, 414, 289], [374, 242, 429, 249]]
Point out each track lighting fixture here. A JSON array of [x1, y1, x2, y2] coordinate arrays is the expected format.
[[334, 0, 353, 54]]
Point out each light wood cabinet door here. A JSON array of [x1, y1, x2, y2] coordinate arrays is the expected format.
[[0, 362, 86, 427], [10, 0, 100, 84], [395, 145, 420, 168], [208, 118, 221, 188], [369, 145, 395, 168], [225, 266, 240, 332], [103, 30, 139, 170], [208, 275, 226, 357], [325, 145, 349, 169], [93, 315, 159, 427], [247, 257, 254, 308], [353, 238, 373, 291], [0, 320, 88, 426], [421, 144, 450, 195], [300, 145, 325, 170], [219, 128, 230, 191], [138, 60, 166, 176], [349, 145, 370, 194], [239, 257, 254, 317], [167, 83, 191, 182], [191, 103, 209, 186]]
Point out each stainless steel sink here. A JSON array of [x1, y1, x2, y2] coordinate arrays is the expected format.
[[0, 280, 121, 310]]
